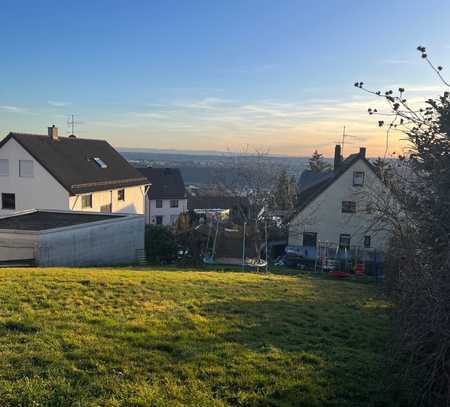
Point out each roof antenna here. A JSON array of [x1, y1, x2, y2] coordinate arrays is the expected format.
[[335, 126, 355, 157], [67, 114, 82, 137]]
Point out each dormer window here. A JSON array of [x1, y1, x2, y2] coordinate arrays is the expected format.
[[93, 157, 108, 168], [353, 171, 365, 186]]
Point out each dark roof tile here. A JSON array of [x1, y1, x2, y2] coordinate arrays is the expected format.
[[138, 167, 186, 200], [0, 133, 148, 195]]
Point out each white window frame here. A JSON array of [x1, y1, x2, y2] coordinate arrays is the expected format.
[[353, 171, 365, 186], [0, 159, 9, 176], [19, 160, 34, 178]]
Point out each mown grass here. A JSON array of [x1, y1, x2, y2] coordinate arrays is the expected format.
[[0, 267, 401, 406]]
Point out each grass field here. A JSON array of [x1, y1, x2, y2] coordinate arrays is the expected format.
[[0, 267, 399, 406]]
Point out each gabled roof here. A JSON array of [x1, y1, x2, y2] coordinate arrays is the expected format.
[[0, 132, 148, 195], [293, 152, 379, 216], [188, 196, 249, 211], [298, 170, 333, 192], [138, 167, 186, 200]]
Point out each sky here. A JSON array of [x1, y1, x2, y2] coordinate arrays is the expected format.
[[0, 0, 449, 157]]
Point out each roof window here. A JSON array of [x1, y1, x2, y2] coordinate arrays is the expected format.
[[93, 157, 108, 168]]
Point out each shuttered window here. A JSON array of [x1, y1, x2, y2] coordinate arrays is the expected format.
[[0, 159, 9, 176], [19, 160, 34, 177]]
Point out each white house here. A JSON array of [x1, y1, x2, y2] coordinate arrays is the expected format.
[[0, 127, 149, 216], [288, 146, 391, 252], [138, 167, 187, 226]]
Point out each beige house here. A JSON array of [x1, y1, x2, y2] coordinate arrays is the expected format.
[[0, 127, 149, 216]]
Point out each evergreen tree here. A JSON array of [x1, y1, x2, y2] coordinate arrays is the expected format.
[[289, 175, 299, 207], [273, 170, 298, 210], [308, 150, 331, 172]]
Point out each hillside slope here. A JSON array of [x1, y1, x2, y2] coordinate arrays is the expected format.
[[0, 268, 399, 406]]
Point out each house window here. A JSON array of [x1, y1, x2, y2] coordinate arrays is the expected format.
[[0, 159, 9, 176], [19, 160, 34, 177], [118, 189, 125, 201], [81, 194, 93, 209], [170, 214, 178, 225], [339, 234, 351, 250], [1, 193, 15, 210], [170, 199, 179, 208], [155, 215, 163, 225], [353, 171, 365, 186], [156, 199, 163, 208], [342, 201, 356, 213], [100, 204, 112, 213], [303, 232, 317, 247], [364, 235, 371, 248]]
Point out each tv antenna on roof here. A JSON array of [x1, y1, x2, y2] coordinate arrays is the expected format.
[[67, 114, 83, 137], [334, 126, 355, 157]]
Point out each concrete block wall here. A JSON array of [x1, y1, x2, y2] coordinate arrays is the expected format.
[[36, 215, 145, 267], [0, 231, 37, 261]]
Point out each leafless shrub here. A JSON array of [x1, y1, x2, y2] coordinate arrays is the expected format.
[[357, 46, 450, 406]]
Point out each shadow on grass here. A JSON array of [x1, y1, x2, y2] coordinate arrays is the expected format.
[[105, 296, 401, 406]]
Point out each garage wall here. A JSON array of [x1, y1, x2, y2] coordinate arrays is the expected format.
[[0, 231, 37, 262], [36, 215, 145, 267]]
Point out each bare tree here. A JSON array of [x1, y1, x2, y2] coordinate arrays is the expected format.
[[356, 46, 450, 407], [213, 148, 281, 261]]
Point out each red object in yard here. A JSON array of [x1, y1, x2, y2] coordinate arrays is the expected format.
[[355, 263, 365, 276], [328, 271, 351, 279]]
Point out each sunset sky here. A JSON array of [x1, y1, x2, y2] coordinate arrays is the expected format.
[[1, 0, 449, 157]]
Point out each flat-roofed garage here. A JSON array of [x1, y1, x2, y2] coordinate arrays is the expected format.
[[0, 210, 144, 267]]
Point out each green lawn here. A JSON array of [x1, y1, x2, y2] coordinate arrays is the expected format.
[[0, 268, 397, 406]]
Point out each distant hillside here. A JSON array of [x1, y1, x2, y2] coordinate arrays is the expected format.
[[121, 150, 310, 185]]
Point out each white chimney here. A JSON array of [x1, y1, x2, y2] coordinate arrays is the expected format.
[[48, 125, 59, 140]]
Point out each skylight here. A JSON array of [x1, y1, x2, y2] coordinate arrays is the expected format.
[[93, 157, 108, 168]]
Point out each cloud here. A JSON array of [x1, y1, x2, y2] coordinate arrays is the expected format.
[[48, 100, 71, 107], [106, 91, 422, 155], [381, 59, 416, 65], [174, 97, 234, 110], [130, 112, 167, 119], [0, 105, 25, 113], [381, 83, 447, 94]]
